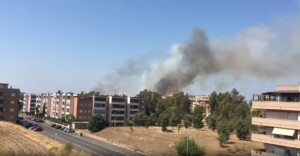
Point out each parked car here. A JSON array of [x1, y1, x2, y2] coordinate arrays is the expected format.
[[32, 127, 43, 131], [24, 123, 36, 128], [64, 128, 75, 133], [51, 124, 56, 127], [55, 125, 62, 129], [61, 127, 68, 131], [29, 125, 39, 130]]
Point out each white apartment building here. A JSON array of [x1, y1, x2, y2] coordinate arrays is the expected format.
[[23, 94, 37, 113]]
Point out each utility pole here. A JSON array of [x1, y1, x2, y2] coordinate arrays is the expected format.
[[186, 137, 189, 156]]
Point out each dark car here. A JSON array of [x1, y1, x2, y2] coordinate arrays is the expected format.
[[24, 123, 36, 128], [55, 125, 62, 129], [51, 124, 57, 127]]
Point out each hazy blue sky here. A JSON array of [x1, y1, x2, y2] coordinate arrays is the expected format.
[[1, 1, 300, 97]]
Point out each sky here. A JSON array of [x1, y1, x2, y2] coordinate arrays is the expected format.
[[0, 1, 300, 99]]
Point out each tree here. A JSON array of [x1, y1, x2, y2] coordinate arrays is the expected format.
[[158, 107, 182, 131], [206, 114, 217, 131], [137, 89, 161, 115], [183, 114, 192, 129], [192, 106, 204, 129], [217, 120, 231, 147], [235, 117, 251, 140], [209, 91, 218, 113], [132, 113, 147, 126], [88, 115, 108, 132], [65, 114, 75, 129], [158, 110, 169, 131], [176, 137, 205, 156]]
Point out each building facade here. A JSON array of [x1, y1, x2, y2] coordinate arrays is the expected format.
[[252, 84, 300, 156], [0, 83, 20, 122], [23, 92, 146, 125], [189, 95, 210, 117], [23, 94, 37, 113]]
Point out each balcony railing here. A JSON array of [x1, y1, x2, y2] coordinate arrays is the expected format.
[[252, 101, 300, 111], [252, 134, 300, 149], [252, 117, 300, 130], [250, 150, 278, 156]]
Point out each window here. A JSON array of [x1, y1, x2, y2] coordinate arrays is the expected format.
[[111, 104, 125, 108], [88, 110, 91, 113], [130, 111, 138, 114], [79, 110, 83, 113], [111, 116, 124, 120], [10, 101, 15, 104], [94, 110, 105, 114], [66, 109, 69, 112], [130, 105, 139, 109], [0, 99, 4, 104], [11, 93, 15, 97], [95, 103, 106, 107], [111, 110, 125, 114], [112, 98, 125, 102], [10, 108, 14, 112]]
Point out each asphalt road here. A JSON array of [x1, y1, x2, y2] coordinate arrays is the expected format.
[[24, 119, 146, 156]]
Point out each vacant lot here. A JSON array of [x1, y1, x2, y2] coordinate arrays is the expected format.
[[83, 126, 263, 156], [0, 121, 87, 156]]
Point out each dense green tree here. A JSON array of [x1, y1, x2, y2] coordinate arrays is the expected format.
[[158, 107, 183, 131], [192, 106, 205, 129], [217, 120, 231, 147], [88, 115, 108, 132], [206, 114, 217, 131], [137, 89, 161, 115], [183, 114, 192, 129], [209, 91, 218, 113], [235, 117, 251, 140], [132, 113, 148, 126], [176, 137, 205, 156]]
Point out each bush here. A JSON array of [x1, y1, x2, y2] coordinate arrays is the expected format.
[[63, 143, 73, 156], [88, 115, 108, 132], [176, 137, 205, 156], [235, 118, 251, 140]]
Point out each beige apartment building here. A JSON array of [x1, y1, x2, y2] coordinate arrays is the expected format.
[[189, 95, 210, 117], [0, 83, 20, 122], [23, 93, 146, 125], [252, 84, 300, 156]]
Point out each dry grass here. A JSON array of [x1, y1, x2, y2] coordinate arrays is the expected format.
[[83, 126, 263, 156], [0, 121, 88, 156]]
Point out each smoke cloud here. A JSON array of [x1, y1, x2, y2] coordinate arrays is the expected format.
[[97, 16, 300, 96]]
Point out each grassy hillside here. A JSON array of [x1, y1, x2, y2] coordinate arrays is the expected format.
[[0, 121, 87, 156]]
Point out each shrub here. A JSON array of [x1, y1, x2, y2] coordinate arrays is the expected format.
[[63, 143, 73, 156], [176, 137, 205, 156], [88, 115, 108, 132]]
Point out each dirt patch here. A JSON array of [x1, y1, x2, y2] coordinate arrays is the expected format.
[[83, 126, 263, 156]]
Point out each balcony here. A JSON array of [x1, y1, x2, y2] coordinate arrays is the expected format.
[[252, 117, 300, 130], [250, 150, 278, 156], [252, 101, 300, 111], [252, 134, 300, 149]]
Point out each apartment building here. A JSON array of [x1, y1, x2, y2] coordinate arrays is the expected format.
[[23, 94, 37, 113], [251, 84, 300, 156], [0, 83, 20, 122], [92, 95, 107, 118], [189, 95, 210, 117], [23, 92, 145, 126], [73, 94, 93, 121]]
